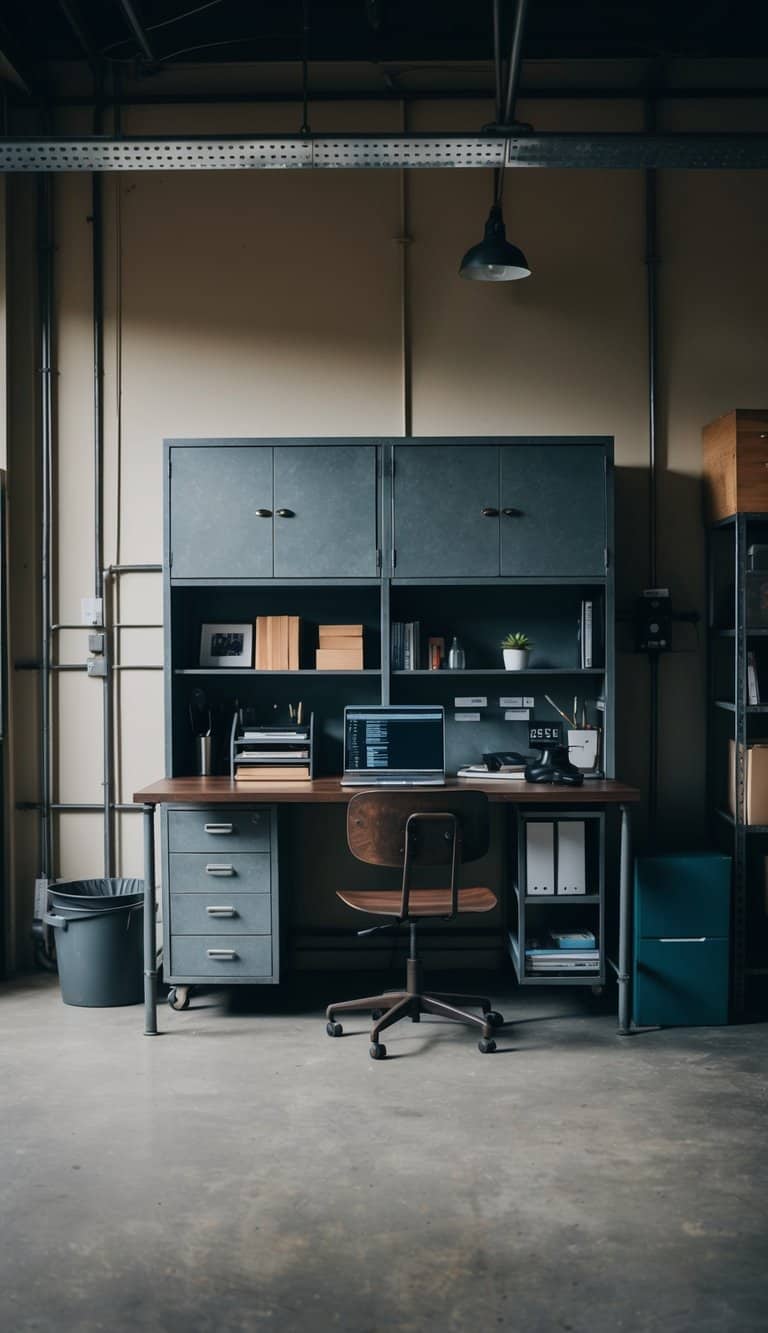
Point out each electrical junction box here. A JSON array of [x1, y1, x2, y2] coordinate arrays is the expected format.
[[635, 588, 672, 652]]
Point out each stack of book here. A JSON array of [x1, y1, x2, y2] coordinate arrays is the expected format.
[[255, 616, 300, 670], [525, 928, 599, 973], [391, 621, 421, 670], [315, 624, 363, 670], [231, 720, 312, 783]]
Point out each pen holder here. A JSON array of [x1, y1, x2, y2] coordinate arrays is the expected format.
[[567, 728, 600, 773], [196, 734, 212, 777]]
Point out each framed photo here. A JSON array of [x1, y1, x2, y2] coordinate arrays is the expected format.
[[200, 623, 253, 668]]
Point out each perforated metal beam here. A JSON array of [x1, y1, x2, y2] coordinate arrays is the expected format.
[[0, 132, 766, 171]]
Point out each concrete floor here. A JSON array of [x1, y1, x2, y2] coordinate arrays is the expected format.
[[2, 972, 767, 1333]]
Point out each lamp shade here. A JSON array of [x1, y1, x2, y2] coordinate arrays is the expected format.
[[459, 203, 531, 281]]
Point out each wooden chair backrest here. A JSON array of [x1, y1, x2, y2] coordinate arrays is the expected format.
[[346, 789, 490, 868]]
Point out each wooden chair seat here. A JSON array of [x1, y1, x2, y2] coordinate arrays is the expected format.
[[337, 885, 497, 918]]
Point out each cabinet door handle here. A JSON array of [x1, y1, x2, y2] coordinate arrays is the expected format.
[[658, 937, 707, 943], [206, 948, 238, 960], [275, 508, 295, 518], [205, 864, 234, 876], [206, 905, 237, 916], [502, 507, 522, 517], [481, 506, 499, 517], [203, 823, 233, 834], [254, 508, 272, 518]]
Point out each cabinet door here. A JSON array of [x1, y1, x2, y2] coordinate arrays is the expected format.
[[273, 445, 378, 578], [634, 939, 729, 1026], [170, 445, 273, 578], [501, 445, 606, 577], [393, 445, 500, 577]]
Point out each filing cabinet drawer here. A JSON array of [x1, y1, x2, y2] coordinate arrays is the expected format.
[[169, 934, 273, 980], [170, 893, 272, 935], [168, 852, 271, 894], [167, 807, 270, 854], [634, 938, 729, 1027]]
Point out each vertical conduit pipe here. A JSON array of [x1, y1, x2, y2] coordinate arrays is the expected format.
[[645, 94, 660, 841], [37, 168, 55, 885], [398, 100, 412, 438]]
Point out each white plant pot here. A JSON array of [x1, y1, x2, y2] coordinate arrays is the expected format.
[[503, 648, 530, 671]]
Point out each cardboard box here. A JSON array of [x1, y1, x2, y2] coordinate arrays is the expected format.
[[315, 647, 363, 670], [703, 409, 768, 521], [317, 624, 363, 637], [728, 739, 768, 824], [318, 635, 359, 651]]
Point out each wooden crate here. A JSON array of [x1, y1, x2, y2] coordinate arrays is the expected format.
[[703, 408, 768, 521]]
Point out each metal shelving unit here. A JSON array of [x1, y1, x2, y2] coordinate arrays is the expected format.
[[707, 513, 768, 1013]]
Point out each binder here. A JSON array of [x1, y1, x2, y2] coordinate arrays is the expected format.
[[526, 822, 555, 895], [557, 820, 586, 894]]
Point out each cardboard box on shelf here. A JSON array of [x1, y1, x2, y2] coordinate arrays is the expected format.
[[316, 647, 364, 670], [728, 739, 768, 825]]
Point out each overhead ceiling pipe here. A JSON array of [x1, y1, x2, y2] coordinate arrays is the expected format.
[[116, 0, 156, 64]]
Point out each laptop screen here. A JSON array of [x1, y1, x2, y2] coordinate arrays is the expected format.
[[344, 707, 444, 774]]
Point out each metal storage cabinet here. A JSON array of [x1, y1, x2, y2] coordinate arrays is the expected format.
[[633, 854, 731, 1026], [169, 441, 379, 580], [170, 444, 273, 579], [162, 805, 280, 989], [500, 445, 607, 577], [392, 443, 500, 578], [391, 440, 610, 579]]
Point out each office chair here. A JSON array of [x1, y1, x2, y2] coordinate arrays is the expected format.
[[325, 789, 504, 1059]]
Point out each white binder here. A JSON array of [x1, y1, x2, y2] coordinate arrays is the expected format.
[[557, 820, 586, 894], [526, 822, 555, 895]]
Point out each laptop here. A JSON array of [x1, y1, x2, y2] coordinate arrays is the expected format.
[[341, 705, 446, 787]]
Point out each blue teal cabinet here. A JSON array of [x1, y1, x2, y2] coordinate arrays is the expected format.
[[170, 444, 273, 579], [633, 854, 731, 1026], [392, 444, 500, 578]]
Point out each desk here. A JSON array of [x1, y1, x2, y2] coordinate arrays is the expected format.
[[134, 777, 640, 1037]]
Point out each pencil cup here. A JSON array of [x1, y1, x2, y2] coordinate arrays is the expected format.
[[567, 729, 600, 772], [196, 735, 212, 777]]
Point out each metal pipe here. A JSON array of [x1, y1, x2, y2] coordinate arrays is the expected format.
[[398, 101, 412, 438], [20, 87, 768, 111], [36, 165, 55, 883], [116, 0, 156, 64], [92, 80, 104, 601], [501, 0, 529, 127], [18, 802, 140, 812], [102, 572, 114, 875], [645, 94, 660, 842], [492, 0, 503, 125]]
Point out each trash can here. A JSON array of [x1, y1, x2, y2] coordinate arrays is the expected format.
[[44, 878, 144, 1007]]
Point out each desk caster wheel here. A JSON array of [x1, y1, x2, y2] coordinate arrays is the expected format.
[[371, 1009, 383, 1020], [168, 986, 190, 1012], [369, 1042, 387, 1060], [326, 1021, 343, 1037], [486, 1011, 504, 1029], [478, 1038, 496, 1054]]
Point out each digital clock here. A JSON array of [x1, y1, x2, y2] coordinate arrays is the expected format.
[[528, 722, 563, 747]]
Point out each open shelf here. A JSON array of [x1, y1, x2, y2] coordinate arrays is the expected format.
[[713, 699, 768, 713], [392, 668, 605, 677], [176, 668, 381, 676], [717, 808, 768, 834]]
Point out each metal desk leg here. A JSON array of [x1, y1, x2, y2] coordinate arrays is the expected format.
[[618, 802, 632, 1035], [143, 803, 158, 1036]]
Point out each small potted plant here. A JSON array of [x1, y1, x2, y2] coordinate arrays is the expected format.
[[502, 632, 532, 671]]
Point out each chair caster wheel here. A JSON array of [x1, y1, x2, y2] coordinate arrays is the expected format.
[[478, 1038, 497, 1054], [486, 1011, 504, 1029], [369, 1042, 387, 1060], [326, 1021, 343, 1037], [168, 987, 190, 1011], [371, 1009, 383, 1020]]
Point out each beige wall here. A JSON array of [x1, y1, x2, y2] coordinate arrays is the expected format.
[[6, 87, 768, 967]]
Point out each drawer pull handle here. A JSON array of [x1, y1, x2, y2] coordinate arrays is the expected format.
[[205, 864, 234, 875], [204, 823, 233, 835], [206, 905, 236, 916], [658, 937, 707, 943], [207, 948, 238, 960]]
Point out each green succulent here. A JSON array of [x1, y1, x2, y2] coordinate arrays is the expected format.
[[501, 633, 533, 650]]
